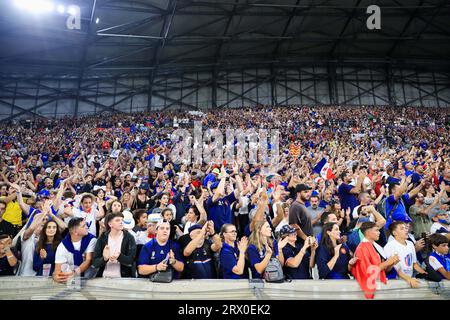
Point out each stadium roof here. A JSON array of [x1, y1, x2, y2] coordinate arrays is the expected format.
[[1, 0, 450, 79]]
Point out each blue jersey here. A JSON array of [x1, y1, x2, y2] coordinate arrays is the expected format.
[[137, 238, 184, 278], [206, 193, 237, 233], [316, 243, 351, 279], [247, 240, 279, 279], [282, 241, 312, 279], [219, 242, 246, 279], [338, 183, 359, 212]]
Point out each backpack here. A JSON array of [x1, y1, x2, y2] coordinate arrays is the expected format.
[[378, 196, 401, 221], [264, 257, 284, 283]]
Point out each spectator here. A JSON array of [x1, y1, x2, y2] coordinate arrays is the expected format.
[[161, 208, 183, 240], [33, 220, 62, 276], [280, 225, 317, 279], [351, 222, 400, 299], [426, 233, 450, 280], [132, 209, 148, 233], [289, 184, 313, 240], [72, 194, 104, 236], [0, 185, 22, 234], [219, 223, 248, 279], [53, 217, 97, 283], [137, 220, 184, 278], [384, 221, 427, 287], [151, 193, 177, 218], [347, 205, 386, 252], [0, 234, 18, 276], [409, 192, 441, 240], [317, 222, 358, 279], [247, 220, 287, 279], [92, 212, 137, 278], [338, 170, 364, 213], [206, 165, 243, 233], [430, 208, 450, 239], [385, 178, 425, 229], [306, 195, 325, 236], [0, 200, 15, 238], [180, 221, 221, 279]]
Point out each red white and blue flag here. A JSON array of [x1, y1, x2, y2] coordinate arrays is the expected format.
[[313, 158, 336, 181]]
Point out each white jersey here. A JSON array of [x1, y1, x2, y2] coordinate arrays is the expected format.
[[72, 207, 99, 236], [55, 238, 97, 270], [384, 239, 417, 277], [430, 222, 450, 234], [17, 233, 37, 276]]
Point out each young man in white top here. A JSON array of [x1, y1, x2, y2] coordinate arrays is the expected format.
[[53, 217, 97, 283], [384, 221, 427, 288]]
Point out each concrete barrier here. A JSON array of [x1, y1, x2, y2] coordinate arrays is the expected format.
[[0, 277, 448, 300]]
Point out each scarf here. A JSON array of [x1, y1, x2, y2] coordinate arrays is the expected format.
[[62, 233, 95, 267]]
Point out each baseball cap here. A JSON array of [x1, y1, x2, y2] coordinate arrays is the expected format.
[[279, 225, 296, 237], [188, 224, 203, 233], [212, 168, 220, 175], [295, 184, 312, 193], [147, 213, 161, 224], [357, 217, 371, 224], [139, 183, 149, 190], [122, 210, 135, 230], [37, 189, 50, 199]]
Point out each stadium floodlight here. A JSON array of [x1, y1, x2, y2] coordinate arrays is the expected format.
[[67, 5, 78, 15], [95, 17, 99, 24], [13, 0, 55, 13], [57, 4, 65, 14]]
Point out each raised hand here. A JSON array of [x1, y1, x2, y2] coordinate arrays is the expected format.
[[237, 236, 248, 252], [278, 237, 289, 250]]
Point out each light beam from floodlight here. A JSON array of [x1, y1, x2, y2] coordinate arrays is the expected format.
[[14, 0, 55, 13]]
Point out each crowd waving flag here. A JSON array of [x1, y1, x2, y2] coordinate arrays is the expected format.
[[289, 143, 301, 158], [313, 157, 336, 180]]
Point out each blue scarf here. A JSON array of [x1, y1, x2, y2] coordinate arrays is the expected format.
[[62, 233, 96, 267]]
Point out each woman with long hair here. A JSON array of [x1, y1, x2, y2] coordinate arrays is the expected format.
[[316, 222, 357, 279], [247, 220, 287, 279], [33, 220, 62, 276]]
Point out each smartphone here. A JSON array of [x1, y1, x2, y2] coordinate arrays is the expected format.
[[162, 253, 170, 265]]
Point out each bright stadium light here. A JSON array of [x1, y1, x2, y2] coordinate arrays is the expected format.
[[67, 5, 78, 15], [57, 4, 65, 14], [95, 17, 99, 24], [14, 0, 55, 13]]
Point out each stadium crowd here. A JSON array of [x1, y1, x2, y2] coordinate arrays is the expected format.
[[0, 105, 449, 298]]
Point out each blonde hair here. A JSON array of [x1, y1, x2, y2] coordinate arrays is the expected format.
[[249, 220, 273, 253]]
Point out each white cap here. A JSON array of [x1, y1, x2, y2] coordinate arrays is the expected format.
[[147, 213, 162, 224], [122, 210, 135, 230]]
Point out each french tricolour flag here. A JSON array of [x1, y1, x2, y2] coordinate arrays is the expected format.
[[313, 158, 336, 180]]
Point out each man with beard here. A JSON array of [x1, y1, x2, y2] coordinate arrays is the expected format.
[[306, 195, 325, 236], [289, 184, 313, 240]]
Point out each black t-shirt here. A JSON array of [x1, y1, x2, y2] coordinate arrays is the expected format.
[[0, 252, 16, 276], [179, 234, 216, 279], [0, 220, 16, 238]]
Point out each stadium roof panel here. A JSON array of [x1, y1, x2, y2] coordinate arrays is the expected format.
[[0, 0, 449, 78]]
